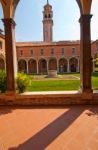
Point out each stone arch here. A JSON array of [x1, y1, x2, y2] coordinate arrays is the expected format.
[[94, 53, 98, 72], [18, 59, 27, 73], [48, 58, 57, 70], [69, 57, 78, 72], [59, 58, 68, 73], [38, 58, 47, 74], [28, 59, 37, 74], [0, 57, 5, 70]]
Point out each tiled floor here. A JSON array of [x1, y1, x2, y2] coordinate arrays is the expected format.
[[0, 105, 98, 150]]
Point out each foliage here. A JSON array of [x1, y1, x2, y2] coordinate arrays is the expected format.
[[0, 70, 7, 93], [16, 73, 30, 93]]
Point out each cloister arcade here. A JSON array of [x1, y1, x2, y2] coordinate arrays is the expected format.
[[0, 0, 95, 95], [18, 57, 80, 74]]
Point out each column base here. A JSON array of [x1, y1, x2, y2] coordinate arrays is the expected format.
[[79, 87, 93, 99], [5, 91, 16, 96]]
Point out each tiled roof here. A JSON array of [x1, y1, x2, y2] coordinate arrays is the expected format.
[[16, 41, 80, 47]]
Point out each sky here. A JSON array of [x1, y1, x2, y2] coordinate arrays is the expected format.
[[0, 0, 98, 42]]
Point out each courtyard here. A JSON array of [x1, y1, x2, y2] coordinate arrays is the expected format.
[[26, 73, 98, 92], [0, 105, 98, 150]]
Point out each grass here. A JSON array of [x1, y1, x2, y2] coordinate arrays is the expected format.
[[26, 72, 98, 92]]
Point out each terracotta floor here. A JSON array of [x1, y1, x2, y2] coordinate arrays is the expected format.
[[0, 105, 98, 150]]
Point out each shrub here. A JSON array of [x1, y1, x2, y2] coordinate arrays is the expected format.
[[16, 73, 30, 93], [0, 70, 7, 93]]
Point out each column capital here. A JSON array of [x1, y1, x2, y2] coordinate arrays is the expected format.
[[79, 14, 92, 23], [2, 18, 16, 27]]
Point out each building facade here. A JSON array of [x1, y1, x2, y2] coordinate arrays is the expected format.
[[0, 1, 98, 74]]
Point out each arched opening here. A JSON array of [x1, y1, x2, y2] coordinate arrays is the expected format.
[[18, 59, 27, 73], [59, 58, 67, 73], [28, 59, 37, 74], [49, 58, 57, 70], [94, 53, 98, 72], [38, 59, 47, 74], [69, 57, 78, 72], [0, 57, 5, 70]]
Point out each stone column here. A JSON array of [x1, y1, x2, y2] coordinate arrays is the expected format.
[[37, 61, 39, 74], [77, 58, 80, 72], [79, 15, 92, 93], [57, 59, 59, 73], [67, 59, 70, 73], [47, 61, 48, 73], [2, 18, 17, 93], [27, 60, 29, 74], [93, 59, 95, 72]]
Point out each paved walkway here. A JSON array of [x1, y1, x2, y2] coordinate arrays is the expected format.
[[23, 90, 98, 95], [0, 106, 98, 150]]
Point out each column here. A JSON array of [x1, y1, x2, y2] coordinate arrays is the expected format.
[[2, 18, 16, 93], [57, 59, 59, 73], [27, 60, 29, 74], [47, 61, 48, 74], [67, 59, 70, 73], [37, 61, 39, 74], [77, 58, 80, 72], [79, 14, 92, 93], [93, 59, 95, 72]]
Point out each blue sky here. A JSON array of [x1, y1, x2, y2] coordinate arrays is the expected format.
[[0, 0, 98, 42]]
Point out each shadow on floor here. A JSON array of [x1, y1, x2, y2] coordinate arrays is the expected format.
[[8, 106, 86, 150], [86, 106, 98, 119], [0, 106, 13, 116]]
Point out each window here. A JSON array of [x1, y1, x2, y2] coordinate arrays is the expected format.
[[61, 48, 65, 55], [41, 49, 44, 55], [20, 50, 23, 56], [72, 47, 76, 55], [44, 14, 47, 18], [0, 41, 2, 49], [30, 49, 33, 55], [51, 48, 54, 55]]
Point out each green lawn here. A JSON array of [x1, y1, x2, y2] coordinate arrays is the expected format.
[[27, 73, 98, 91]]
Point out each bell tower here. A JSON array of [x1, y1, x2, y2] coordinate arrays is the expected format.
[[43, 0, 53, 42]]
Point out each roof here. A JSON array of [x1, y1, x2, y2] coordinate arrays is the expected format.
[[16, 41, 80, 47]]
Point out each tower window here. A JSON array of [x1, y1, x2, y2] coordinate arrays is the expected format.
[[0, 41, 2, 49], [44, 14, 47, 18], [72, 48, 76, 55], [48, 14, 51, 18], [30, 49, 33, 55], [41, 49, 44, 55], [20, 50, 23, 56], [61, 48, 65, 55], [51, 48, 54, 55]]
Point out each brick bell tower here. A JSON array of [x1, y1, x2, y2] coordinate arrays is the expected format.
[[43, 0, 53, 42]]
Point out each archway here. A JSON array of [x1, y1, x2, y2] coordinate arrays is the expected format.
[[18, 59, 27, 73], [69, 57, 78, 72], [94, 53, 98, 72], [49, 58, 57, 70], [28, 59, 37, 74], [0, 58, 5, 70], [59, 58, 67, 73], [38, 59, 47, 74]]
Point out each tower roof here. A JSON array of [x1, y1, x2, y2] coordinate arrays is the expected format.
[[44, 0, 52, 9]]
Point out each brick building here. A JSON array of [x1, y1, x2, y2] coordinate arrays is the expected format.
[[0, 1, 98, 74]]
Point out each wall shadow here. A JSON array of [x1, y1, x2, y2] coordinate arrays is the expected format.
[[0, 106, 13, 116], [8, 106, 85, 150]]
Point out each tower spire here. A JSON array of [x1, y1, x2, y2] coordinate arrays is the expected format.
[[47, 0, 49, 4]]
